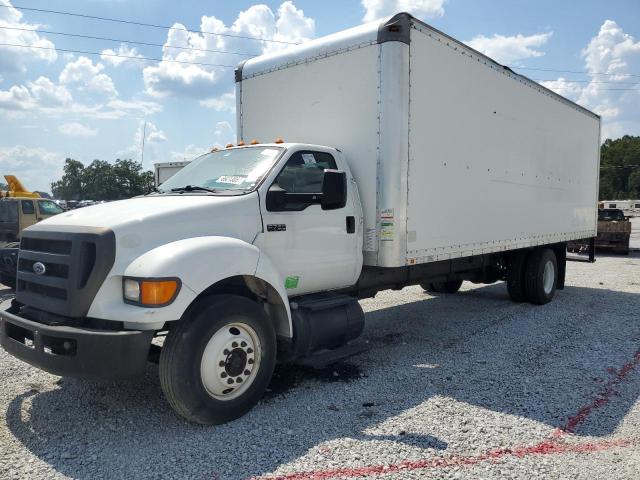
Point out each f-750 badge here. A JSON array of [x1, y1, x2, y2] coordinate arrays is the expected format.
[[267, 224, 286, 232]]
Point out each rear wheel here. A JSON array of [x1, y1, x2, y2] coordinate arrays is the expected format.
[[422, 279, 463, 294], [507, 251, 528, 302], [524, 249, 557, 305], [159, 294, 276, 425]]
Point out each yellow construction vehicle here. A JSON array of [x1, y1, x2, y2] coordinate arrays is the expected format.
[[0, 175, 64, 242], [1, 175, 41, 198]]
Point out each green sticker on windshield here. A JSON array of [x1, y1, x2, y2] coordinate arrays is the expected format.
[[285, 276, 299, 289]]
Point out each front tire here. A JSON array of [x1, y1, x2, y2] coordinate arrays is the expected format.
[[159, 294, 276, 425], [524, 249, 557, 305]]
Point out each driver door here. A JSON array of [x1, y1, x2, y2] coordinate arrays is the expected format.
[[256, 150, 360, 296]]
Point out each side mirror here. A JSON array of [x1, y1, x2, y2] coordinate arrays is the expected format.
[[266, 185, 287, 211], [321, 170, 347, 210]]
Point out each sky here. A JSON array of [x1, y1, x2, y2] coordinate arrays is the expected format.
[[0, 0, 639, 193]]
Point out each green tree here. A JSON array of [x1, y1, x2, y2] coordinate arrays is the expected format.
[[51, 158, 154, 201], [599, 135, 640, 200], [51, 158, 85, 200]]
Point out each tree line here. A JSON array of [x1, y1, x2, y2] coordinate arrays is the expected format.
[[51, 158, 154, 201], [599, 135, 640, 200]]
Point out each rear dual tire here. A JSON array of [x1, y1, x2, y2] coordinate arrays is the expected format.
[[507, 248, 557, 305]]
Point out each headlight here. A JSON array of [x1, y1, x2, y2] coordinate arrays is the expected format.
[[123, 277, 181, 307]]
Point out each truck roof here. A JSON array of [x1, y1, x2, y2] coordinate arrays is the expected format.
[[237, 12, 598, 121]]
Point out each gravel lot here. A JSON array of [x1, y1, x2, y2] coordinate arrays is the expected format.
[[1, 252, 639, 479]]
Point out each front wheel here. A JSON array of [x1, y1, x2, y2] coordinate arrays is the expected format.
[[159, 294, 276, 425]]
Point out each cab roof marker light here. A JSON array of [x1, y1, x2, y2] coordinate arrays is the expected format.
[[237, 140, 245, 147], [275, 137, 284, 144], [250, 139, 259, 145], [225, 143, 234, 148], [210, 146, 220, 152]]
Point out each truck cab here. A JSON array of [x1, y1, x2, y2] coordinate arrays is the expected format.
[[0, 197, 64, 242], [0, 143, 365, 424]]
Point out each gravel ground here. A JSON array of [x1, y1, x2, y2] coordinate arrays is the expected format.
[[1, 252, 639, 479]]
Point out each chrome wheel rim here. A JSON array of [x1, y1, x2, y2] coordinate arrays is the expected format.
[[200, 322, 261, 401], [542, 260, 555, 295]]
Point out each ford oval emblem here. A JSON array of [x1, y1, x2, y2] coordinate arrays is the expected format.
[[32, 262, 46, 276]]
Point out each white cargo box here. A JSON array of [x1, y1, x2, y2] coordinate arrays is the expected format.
[[236, 13, 600, 268]]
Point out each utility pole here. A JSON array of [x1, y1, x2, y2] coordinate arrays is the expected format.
[[140, 121, 147, 165]]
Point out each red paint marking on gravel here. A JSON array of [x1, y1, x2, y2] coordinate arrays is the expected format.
[[257, 439, 633, 480], [555, 349, 640, 436], [255, 349, 640, 480]]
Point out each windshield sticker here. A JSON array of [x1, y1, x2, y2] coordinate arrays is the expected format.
[[261, 149, 280, 156], [302, 153, 316, 164], [217, 175, 246, 185]]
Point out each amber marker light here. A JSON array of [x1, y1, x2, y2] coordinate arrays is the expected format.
[[226, 143, 234, 148], [123, 278, 181, 307], [250, 139, 259, 145], [274, 137, 284, 144], [237, 140, 246, 146]]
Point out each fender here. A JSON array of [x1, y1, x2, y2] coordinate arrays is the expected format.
[[87, 236, 292, 334]]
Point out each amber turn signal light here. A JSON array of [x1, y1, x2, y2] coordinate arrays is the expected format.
[[123, 278, 181, 307]]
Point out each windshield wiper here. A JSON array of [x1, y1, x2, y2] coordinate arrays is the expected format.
[[170, 185, 218, 193]]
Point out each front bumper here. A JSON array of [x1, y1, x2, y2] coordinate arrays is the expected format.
[[0, 304, 154, 379]]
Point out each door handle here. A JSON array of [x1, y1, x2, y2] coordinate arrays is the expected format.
[[346, 216, 356, 234]]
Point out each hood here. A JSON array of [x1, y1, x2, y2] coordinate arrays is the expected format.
[[28, 193, 262, 270]]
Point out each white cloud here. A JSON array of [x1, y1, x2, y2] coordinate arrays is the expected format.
[[59, 56, 119, 97], [100, 43, 144, 68], [361, 0, 445, 23], [119, 121, 168, 167], [213, 121, 235, 147], [58, 122, 98, 137], [0, 0, 57, 73], [539, 77, 582, 102], [143, 1, 314, 99], [540, 20, 640, 140], [0, 76, 72, 112], [106, 98, 163, 116], [466, 31, 552, 65], [0, 145, 65, 192], [170, 144, 209, 162], [200, 91, 235, 112]]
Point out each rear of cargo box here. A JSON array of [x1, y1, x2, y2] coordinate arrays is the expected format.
[[405, 23, 600, 264]]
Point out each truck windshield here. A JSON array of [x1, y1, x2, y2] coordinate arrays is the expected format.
[[158, 147, 284, 193]]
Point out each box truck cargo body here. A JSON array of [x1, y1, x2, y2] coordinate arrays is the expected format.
[[237, 13, 600, 268], [1, 13, 600, 425]]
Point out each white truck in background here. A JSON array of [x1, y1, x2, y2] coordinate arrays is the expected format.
[[0, 13, 600, 424], [154, 161, 190, 186]]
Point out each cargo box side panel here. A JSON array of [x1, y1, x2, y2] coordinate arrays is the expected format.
[[407, 27, 600, 263], [240, 45, 381, 263]]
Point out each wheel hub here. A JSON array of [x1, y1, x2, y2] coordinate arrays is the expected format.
[[200, 322, 261, 401], [225, 348, 248, 377]]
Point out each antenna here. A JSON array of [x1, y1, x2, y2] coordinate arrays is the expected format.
[[140, 121, 147, 164]]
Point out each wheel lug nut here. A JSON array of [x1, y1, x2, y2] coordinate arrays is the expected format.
[[248, 359, 254, 364], [236, 377, 243, 383], [227, 378, 234, 384], [223, 349, 229, 355], [247, 348, 253, 354], [221, 372, 227, 378], [241, 341, 247, 347], [232, 341, 238, 348], [244, 369, 250, 375], [219, 361, 225, 367]]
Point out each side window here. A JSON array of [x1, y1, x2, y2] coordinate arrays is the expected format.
[[21, 200, 35, 215], [38, 200, 64, 215], [274, 151, 337, 194]]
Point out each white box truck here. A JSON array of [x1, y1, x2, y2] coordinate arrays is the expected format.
[[154, 161, 190, 186], [0, 13, 600, 424]]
